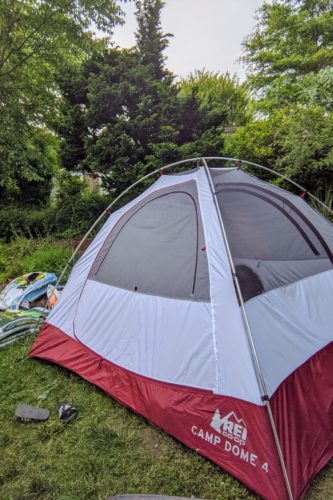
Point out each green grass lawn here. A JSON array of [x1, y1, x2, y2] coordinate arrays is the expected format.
[[0, 335, 332, 500]]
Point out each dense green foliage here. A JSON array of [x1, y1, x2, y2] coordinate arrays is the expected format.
[[0, 175, 108, 242], [176, 70, 251, 158], [225, 105, 333, 194], [83, 47, 179, 195], [59, 0, 181, 196], [1, 0, 332, 219], [227, 0, 333, 196], [57, 0, 333, 206], [242, 0, 333, 111], [0, 237, 71, 282], [59, 46, 249, 197], [55, 0, 180, 196], [0, 0, 125, 205]]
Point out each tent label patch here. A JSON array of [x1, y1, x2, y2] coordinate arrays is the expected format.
[[210, 409, 247, 445], [191, 409, 261, 468]]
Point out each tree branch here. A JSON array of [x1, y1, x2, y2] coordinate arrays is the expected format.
[[0, 9, 58, 72], [0, 6, 22, 66], [0, 49, 39, 78]]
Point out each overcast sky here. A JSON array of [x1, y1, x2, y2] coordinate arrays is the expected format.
[[112, 0, 266, 81]]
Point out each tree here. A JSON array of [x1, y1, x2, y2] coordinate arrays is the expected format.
[[224, 112, 285, 171], [243, 0, 333, 110], [0, 0, 124, 82], [227, 0, 333, 197], [0, 0, 125, 205], [177, 70, 252, 158], [277, 106, 333, 192], [224, 106, 333, 194], [135, 0, 171, 80], [75, 0, 179, 196], [0, 112, 59, 205]]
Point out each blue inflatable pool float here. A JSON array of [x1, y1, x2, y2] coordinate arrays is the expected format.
[[0, 272, 57, 311]]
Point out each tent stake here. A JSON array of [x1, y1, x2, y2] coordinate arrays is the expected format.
[[201, 157, 294, 500]]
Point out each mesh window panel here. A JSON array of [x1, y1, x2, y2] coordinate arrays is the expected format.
[[89, 181, 210, 301], [211, 168, 333, 301]]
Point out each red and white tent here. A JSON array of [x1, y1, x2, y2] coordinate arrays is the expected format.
[[30, 159, 333, 499]]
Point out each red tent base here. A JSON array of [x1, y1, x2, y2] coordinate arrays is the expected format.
[[30, 323, 290, 499]]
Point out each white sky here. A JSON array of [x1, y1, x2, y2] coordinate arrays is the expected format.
[[112, 0, 266, 81]]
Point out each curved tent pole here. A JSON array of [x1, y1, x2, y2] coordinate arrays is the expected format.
[[201, 158, 294, 500], [53, 157, 205, 288], [54, 155, 333, 289], [31, 157, 205, 336], [32, 155, 329, 496], [203, 156, 333, 216]]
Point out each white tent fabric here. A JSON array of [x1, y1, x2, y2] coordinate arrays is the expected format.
[[246, 268, 333, 396], [48, 168, 262, 403], [31, 163, 333, 500], [43, 166, 333, 404]]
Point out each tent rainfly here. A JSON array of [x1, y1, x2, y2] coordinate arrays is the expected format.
[[30, 158, 333, 500]]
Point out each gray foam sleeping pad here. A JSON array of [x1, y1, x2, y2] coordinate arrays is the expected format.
[[15, 404, 50, 421]]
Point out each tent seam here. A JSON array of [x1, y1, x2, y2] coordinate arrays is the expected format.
[[195, 170, 220, 395]]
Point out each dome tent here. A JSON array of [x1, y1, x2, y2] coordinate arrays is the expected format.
[[30, 158, 333, 500]]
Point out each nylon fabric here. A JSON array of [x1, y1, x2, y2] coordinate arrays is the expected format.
[[211, 168, 333, 300], [195, 168, 262, 404], [73, 279, 215, 390], [30, 324, 286, 500], [245, 269, 333, 397], [271, 340, 333, 499]]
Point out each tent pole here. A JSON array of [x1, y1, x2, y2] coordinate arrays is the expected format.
[[54, 157, 205, 286], [46, 154, 333, 299], [31, 157, 205, 335], [201, 157, 294, 500], [203, 156, 333, 216]]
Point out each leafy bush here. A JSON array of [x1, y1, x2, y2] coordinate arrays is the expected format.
[[52, 180, 107, 238], [0, 174, 108, 242], [0, 207, 53, 242], [0, 238, 72, 283], [22, 243, 72, 278], [0, 237, 34, 282], [44, 173, 107, 238]]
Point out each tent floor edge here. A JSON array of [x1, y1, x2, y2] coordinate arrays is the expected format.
[[270, 339, 333, 500], [30, 323, 288, 500]]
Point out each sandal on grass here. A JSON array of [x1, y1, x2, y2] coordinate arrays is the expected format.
[[58, 401, 77, 424], [15, 404, 50, 422]]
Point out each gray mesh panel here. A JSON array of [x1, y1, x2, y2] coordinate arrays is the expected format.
[[211, 168, 333, 300], [89, 181, 210, 301]]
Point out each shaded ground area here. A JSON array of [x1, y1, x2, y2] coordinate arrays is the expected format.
[[0, 335, 332, 499]]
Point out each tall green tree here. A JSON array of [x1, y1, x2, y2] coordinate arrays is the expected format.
[[135, 0, 170, 80], [177, 70, 252, 157], [243, 0, 333, 110], [0, 0, 125, 205], [77, 0, 179, 196], [228, 0, 333, 195]]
